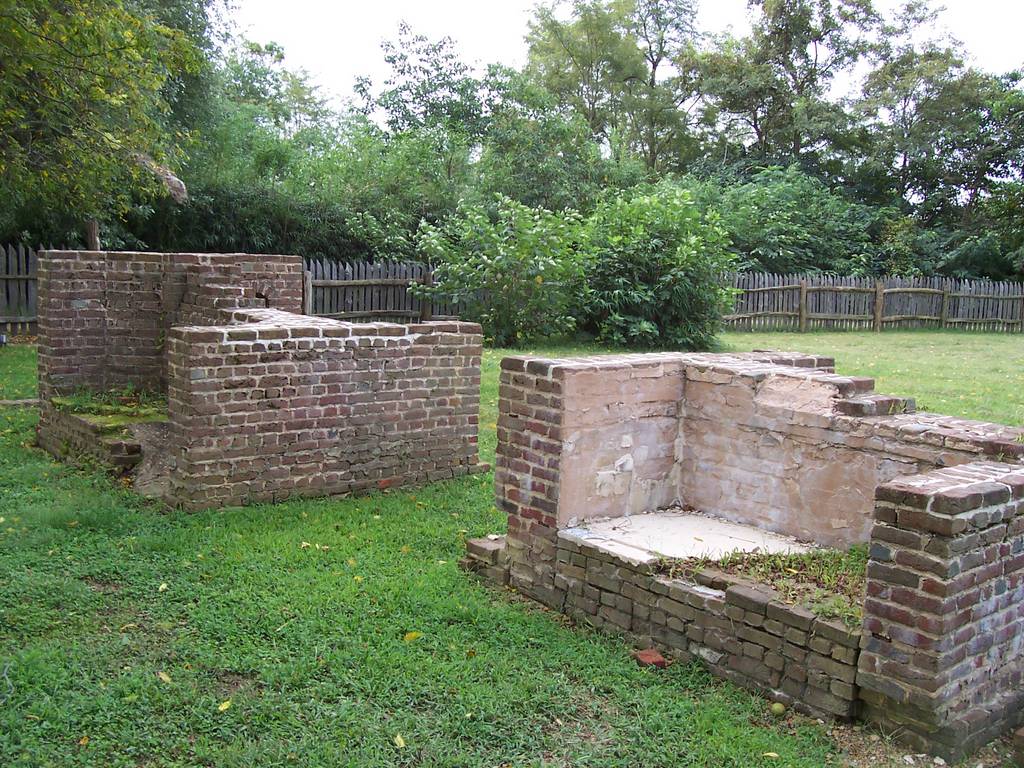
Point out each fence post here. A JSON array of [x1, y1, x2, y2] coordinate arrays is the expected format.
[[873, 280, 884, 332], [940, 288, 950, 329], [418, 269, 434, 322], [302, 269, 313, 316], [798, 279, 808, 332]]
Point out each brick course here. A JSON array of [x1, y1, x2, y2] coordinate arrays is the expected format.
[[35, 402, 145, 471], [464, 531, 862, 720]]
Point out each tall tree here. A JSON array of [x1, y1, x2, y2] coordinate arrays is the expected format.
[[699, 0, 878, 167], [0, 0, 196, 239], [527, 0, 701, 171]]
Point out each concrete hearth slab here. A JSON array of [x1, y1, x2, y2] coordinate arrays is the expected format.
[[561, 510, 815, 564]]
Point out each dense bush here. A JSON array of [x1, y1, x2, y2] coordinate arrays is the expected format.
[[129, 184, 411, 261], [580, 185, 734, 349], [415, 196, 584, 346], [694, 167, 894, 275]]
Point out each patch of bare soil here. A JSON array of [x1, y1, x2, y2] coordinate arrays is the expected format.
[[825, 719, 1015, 767], [215, 670, 259, 698], [81, 576, 122, 593]]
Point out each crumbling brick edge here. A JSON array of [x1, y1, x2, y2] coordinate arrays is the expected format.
[[36, 402, 145, 472]]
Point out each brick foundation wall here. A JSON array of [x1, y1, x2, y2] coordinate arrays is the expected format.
[[497, 352, 1023, 554], [464, 532, 862, 720], [858, 462, 1024, 760], [166, 313, 484, 509], [36, 403, 144, 471], [37, 251, 302, 397], [37, 251, 483, 509], [489, 350, 1024, 758]]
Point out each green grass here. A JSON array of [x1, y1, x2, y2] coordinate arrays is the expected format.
[[0, 331, 1021, 766], [721, 329, 1024, 427], [0, 343, 37, 400]]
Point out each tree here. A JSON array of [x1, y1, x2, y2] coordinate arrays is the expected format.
[[527, 0, 701, 171], [699, 0, 878, 168], [472, 67, 609, 212], [355, 22, 487, 139], [0, 0, 197, 240]]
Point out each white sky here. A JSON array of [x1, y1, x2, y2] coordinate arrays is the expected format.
[[230, 0, 1024, 105]]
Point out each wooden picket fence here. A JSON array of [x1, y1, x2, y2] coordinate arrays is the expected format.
[[724, 273, 1024, 332], [301, 258, 459, 322], [0, 244, 47, 335]]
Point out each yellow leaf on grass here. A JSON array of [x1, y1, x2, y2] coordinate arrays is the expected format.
[[353, 575, 364, 583], [403, 631, 423, 643], [393, 733, 406, 748], [78, 735, 89, 746], [218, 699, 232, 712], [157, 671, 172, 684], [762, 753, 779, 758], [346, 558, 357, 567], [158, 583, 168, 592]]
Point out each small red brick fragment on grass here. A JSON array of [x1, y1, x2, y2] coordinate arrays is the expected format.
[[633, 648, 668, 668]]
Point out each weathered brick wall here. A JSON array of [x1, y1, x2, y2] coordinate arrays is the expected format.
[[490, 350, 1024, 756], [858, 462, 1024, 760], [37, 251, 302, 396], [166, 313, 484, 509], [495, 357, 565, 604], [36, 403, 145, 471], [465, 532, 862, 720], [497, 352, 1023, 555]]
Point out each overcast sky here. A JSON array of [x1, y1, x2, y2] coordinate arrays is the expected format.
[[231, 0, 1023, 105]]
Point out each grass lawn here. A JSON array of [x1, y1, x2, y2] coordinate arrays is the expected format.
[[0, 342, 37, 400], [1, 331, 1021, 767]]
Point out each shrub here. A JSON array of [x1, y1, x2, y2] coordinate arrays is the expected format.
[[697, 166, 890, 274], [414, 196, 584, 346], [580, 184, 734, 349]]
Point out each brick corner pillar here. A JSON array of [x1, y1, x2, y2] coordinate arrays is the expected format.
[[164, 325, 228, 510], [857, 462, 1024, 761], [495, 356, 566, 608]]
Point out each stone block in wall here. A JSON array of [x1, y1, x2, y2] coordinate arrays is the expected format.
[[858, 462, 1024, 761]]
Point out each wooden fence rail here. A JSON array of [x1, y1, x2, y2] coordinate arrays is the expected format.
[[724, 273, 1024, 332]]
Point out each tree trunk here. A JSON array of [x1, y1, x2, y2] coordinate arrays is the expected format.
[[85, 219, 101, 251]]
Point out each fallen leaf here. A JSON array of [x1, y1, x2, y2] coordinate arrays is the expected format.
[[762, 753, 779, 759], [78, 735, 89, 747], [346, 558, 357, 567], [300, 541, 311, 549], [157, 671, 172, 684], [158, 583, 168, 593], [403, 631, 423, 643], [353, 575, 364, 583], [218, 699, 232, 712], [393, 733, 406, 748]]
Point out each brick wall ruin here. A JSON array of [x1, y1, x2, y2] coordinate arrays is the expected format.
[[467, 351, 1024, 760], [36, 251, 484, 508]]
